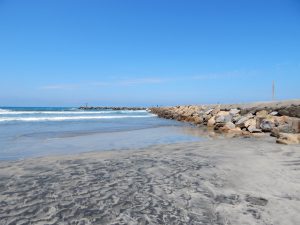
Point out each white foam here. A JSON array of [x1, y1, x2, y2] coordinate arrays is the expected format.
[[0, 115, 156, 122], [0, 110, 147, 115], [0, 109, 11, 113]]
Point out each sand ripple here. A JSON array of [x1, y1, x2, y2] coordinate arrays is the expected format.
[[0, 137, 299, 225]]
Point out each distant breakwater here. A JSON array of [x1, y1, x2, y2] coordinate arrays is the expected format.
[[79, 106, 147, 111], [149, 100, 300, 144]]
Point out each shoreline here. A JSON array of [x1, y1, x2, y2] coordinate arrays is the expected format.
[[1, 136, 299, 224]]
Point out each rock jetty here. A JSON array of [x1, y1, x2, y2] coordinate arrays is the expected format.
[[150, 100, 300, 144], [79, 106, 147, 110]]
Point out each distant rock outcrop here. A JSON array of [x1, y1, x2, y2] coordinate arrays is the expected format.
[[79, 106, 147, 110]]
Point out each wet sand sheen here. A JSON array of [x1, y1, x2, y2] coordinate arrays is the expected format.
[[0, 137, 300, 225]]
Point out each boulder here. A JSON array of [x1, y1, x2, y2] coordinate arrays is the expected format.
[[273, 116, 289, 126], [203, 114, 212, 122], [205, 109, 213, 115], [211, 107, 221, 116], [244, 118, 256, 128], [248, 125, 262, 133], [219, 122, 236, 132], [270, 111, 279, 116], [232, 114, 242, 123], [227, 127, 243, 134], [260, 119, 275, 132], [276, 133, 300, 145], [207, 116, 216, 127], [270, 127, 280, 138], [216, 111, 230, 116], [215, 114, 232, 123], [291, 117, 300, 133], [278, 105, 300, 118], [214, 123, 226, 130], [256, 110, 269, 117], [229, 108, 240, 115], [236, 114, 254, 128], [225, 121, 236, 129], [193, 116, 203, 125], [277, 124, 294, 133], [244, 119, 261, 133]]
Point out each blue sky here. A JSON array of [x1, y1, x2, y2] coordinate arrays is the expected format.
[[0, 0, 299, 106]]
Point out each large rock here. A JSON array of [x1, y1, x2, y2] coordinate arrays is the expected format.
[[232, 114, 242, 123], [229, 108, 240, 115], [225, 121, 236, 129], [277, 124, 294, 133], [219, 122, 236, 132], [244, 118, 256, 128], [203, 114, 212, 122], [207, 116, 216, 127], [270, 111, 279, 116], [215, 113, 232, 123], [278, 105, 300, 118], [270, 127, 280, 138], [248, 125, 262, 133], [216, 111, 230, 116], [276, 133, 300, 145], [260, 119, 275, 132], [256, 110, 269, 117], [236, 114, 254, 128], [273, 116, 289, 126], [211, 107, 221, 116], [290, 117, 300, 133], [244, 119, 262, 133], [193, 116, 203, 125], [205, 109, 213, 115]]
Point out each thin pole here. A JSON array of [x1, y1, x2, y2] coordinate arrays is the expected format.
[[272, 80, 275, 100]]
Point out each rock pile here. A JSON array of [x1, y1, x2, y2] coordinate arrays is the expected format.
[[150, 103, 300, 145]]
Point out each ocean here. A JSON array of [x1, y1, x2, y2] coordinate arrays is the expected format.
[[0, 107, 203, 160]]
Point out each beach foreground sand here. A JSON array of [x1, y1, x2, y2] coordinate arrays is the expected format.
[[1, 136, 300, 225]]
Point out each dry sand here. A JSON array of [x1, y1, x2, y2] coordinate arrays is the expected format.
[[0, 136, 300, 225]]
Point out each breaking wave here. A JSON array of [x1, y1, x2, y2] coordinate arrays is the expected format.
[[0, 115, 155, 122], [0, 110, 147, 115]]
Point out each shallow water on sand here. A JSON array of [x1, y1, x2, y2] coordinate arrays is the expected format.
[[0, 107, 204, 160]]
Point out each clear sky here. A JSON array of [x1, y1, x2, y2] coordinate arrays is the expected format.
[[0, 0, 300, 107]]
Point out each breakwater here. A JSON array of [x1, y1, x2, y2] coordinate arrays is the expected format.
[[79, 106, 147, 110], [149, 100, 300, 144]]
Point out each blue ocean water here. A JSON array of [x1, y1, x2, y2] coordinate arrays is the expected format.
[[0, 107, 203, 160]]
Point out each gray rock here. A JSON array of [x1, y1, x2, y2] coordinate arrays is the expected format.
[[215, 115, 232, 123], [205, 109, 213, 115], [232, 114, 242, 123], [291, 118, 300, 133], [229, 108, 240, 115], [236, 116, 252, 128], [270, 111, 279, 116], [248, 125, 262, 133], [260, 120, 275, 132], [224, 122, 235, 129], [277, 124, 293, 133]]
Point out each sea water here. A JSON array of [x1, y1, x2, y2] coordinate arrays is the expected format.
[[0, 107, 203, 160]]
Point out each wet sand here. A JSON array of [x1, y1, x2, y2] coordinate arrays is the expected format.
[[1, 136, 300, 225]]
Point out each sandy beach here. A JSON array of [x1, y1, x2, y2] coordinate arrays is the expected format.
[[2, 0, 300, 224], [1, 135, 299, 225]]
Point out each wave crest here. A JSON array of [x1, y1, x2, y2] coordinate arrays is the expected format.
[[0, 110, 147, 115], [0, 115, 156, 122]]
